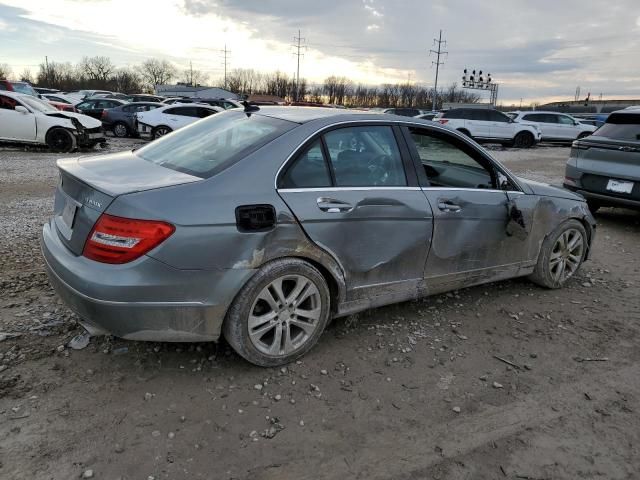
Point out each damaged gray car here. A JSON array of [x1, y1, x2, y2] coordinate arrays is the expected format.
[[41, 106, 596, 366]]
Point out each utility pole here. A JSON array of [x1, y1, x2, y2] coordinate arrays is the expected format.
[[220, 44, 231, 90], [292, 30, 306, 101], [429, 30, 447, 111], [45, 56, 49, 85], [189, 61, 193, 86]]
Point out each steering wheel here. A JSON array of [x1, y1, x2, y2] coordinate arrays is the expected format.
[[367, 154, 392, 185]]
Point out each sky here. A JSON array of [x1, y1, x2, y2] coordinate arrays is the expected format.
[[0, 0, 639, 104]]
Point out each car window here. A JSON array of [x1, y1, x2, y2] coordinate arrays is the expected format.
[[323, 126, 406, 187], [77, 101, 93, 109], [223, 102, 236, 109], [122, 105, 134, 113], [557, 115, 575, 125], [488, 110, 510, 122], [280, 140, 332, 189], [0, 94, 17, 110], [198, 107, 215, 118], [136, 111, 295, 178], [409, 128, 494, 189], [169, 107, 200, 117], [594, 113, 640, 141], [442, 109, 463, 119], [469, 109, 490, 121]]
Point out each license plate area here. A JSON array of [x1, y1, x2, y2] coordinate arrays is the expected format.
[[62, 200, 77, 229], [606, 179, 634, 194]]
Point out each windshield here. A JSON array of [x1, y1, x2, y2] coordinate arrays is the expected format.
[[136, 111, 296, 178], [21, 95, 58, 113], [11, 82, 37, 96], [594, 113, 640, 142]]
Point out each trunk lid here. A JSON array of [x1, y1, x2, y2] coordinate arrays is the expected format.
[[54, 150, 202, 255]]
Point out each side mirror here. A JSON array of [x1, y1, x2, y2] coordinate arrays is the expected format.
[[15, 106, 29, 114]]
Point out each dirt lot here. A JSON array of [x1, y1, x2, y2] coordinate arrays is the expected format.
[[1, 140, 639, 480]]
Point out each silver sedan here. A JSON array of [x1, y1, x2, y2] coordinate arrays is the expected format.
[[41, 106, 596, 366]]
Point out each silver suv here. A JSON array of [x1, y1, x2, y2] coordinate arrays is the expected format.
[[564, 110, 640, 212]]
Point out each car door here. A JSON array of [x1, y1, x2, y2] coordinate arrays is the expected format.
[[167, 106, 199, 128], [403, 125, 531, 292], [487, 110, 514, 140], [522, 113, 553, 140], [466, 109, 491, 138], [277, 124, 433, 301], [0, 94, 37, 141], [555, 114, 580, 140]]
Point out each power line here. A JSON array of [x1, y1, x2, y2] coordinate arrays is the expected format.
[[220, 44, 231, 90], [429, 29, 447, 111], [292, 29, 306, 101]]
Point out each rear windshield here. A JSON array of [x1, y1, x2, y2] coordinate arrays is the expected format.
[[595, 113, 640, 141], [136, 111, 296, 178], [11, 82, 37, 96]]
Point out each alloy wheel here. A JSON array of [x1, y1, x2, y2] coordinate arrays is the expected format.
[[49, 130, 73, 152], [155, 126, 170, 138], [248, 274, 322, 357], [113, 123, 128, 137], [549, 228, 584, 283]]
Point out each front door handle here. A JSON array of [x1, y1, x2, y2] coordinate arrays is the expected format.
[[317, 197, 353, 213], [438, 199, 462, 212]]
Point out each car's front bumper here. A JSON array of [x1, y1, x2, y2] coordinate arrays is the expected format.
[[41, 219, 255, 342]]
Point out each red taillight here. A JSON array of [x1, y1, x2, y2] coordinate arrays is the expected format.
[[83, 214, 175, 264], [438, 119, 449, 124]]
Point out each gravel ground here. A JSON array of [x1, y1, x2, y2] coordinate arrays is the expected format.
[[1, 140, 639, 480]]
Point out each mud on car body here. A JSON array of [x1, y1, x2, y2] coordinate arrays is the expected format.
[[41, 106, 595, 366]]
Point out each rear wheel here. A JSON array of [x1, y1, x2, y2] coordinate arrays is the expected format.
[[46, 128, 76, 153], [529, 219, 588, 289], [223, 258, 331, 367], [513, 131, 534, 148], [112, 122, 129, 138], [152, 125, 172, 139]]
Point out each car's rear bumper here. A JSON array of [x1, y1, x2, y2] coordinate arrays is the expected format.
[[564, 185, 640, 210], [41, 219, 255, 342]]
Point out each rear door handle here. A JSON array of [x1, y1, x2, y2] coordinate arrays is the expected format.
[[437, 199, 462, 212], [317, 197, 353, 213]]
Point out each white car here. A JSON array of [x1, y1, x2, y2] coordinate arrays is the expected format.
[[0, 91, 105, 152], [434, 107, 542, 148], [136, 103, 223, 139], [42, 93, 80, 106], [508, 111, 597, 143]]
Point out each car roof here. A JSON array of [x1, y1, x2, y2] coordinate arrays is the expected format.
[[250, 106, 388, 124]]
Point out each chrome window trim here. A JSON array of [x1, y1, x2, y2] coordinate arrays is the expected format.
[[273, 119, 525, 193], [278, 186, 422, 193]]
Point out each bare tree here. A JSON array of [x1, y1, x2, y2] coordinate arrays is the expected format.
[[139, 59, 176, 91], [181, 67, 208, 87], [80, 56, 115, 87], [111, 68, 142, 93], [0, 63, 12, 80], [20, 69, 33, 84]]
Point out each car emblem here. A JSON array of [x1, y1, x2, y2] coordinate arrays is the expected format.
[[85, 198, 102, 209]]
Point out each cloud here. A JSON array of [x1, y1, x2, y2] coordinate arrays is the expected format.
[[1, 0, 640, 103]]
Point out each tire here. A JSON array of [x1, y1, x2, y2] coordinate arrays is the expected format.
[[513, 131, 535, 148], [457, 128, 472, 138], [586, 200, 601, 214], [529, 219, 588, 289], [152, 125, 172, 140], [112, 122, 129, 138], [45, 127, 76, 153], [223, 258, 331, 367]]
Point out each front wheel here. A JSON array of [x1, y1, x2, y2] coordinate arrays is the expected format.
[[112, 122, 129, 138], [529, 219, 588, 289], [152, 125, 172, 139], [513, 131, 535, 148], [46, 128, 76, 153], [223, 258, 331, 367]]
